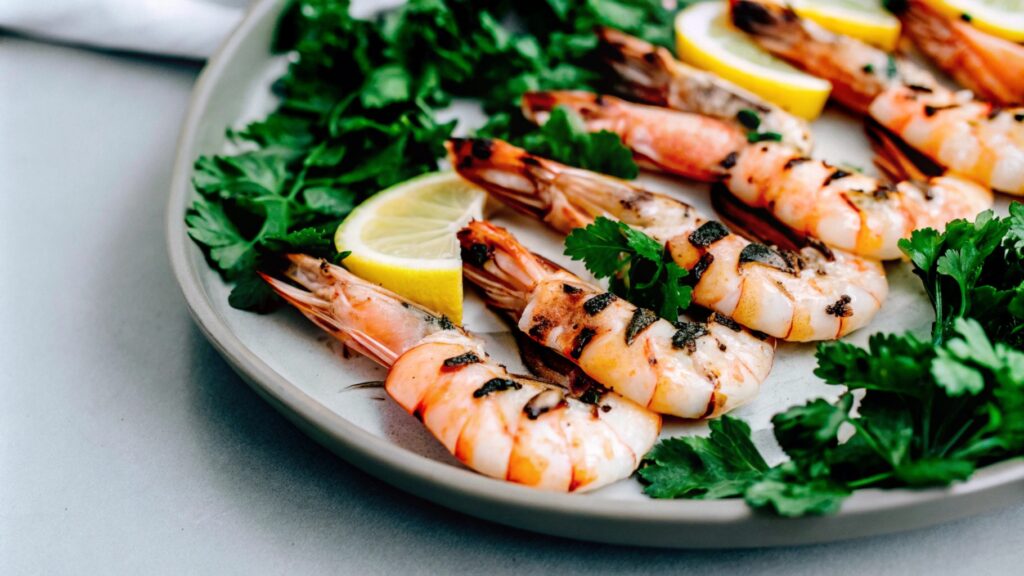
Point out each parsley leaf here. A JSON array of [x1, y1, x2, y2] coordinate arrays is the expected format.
[[564, 217, 691, 320], [745, 461, 850, 517], [638, 416, 767, 499], [563, 216, 630, 278], [899, 208, 1024, 346], [360, 64, 412, 108], [227, 271, 281, 314], [771, 395, 852, 459], [520, 106, 638, 179], [645, 205, 1024, 516], [186, 197, 256, 278]]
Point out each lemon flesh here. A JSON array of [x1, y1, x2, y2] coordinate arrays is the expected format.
[[334, 172, 486, 324], [675, 2, 833, 120], [792, 0, 901, 50], [926, 0, 1024, 42]]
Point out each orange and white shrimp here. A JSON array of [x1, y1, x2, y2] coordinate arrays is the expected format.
[[596, 26, 813, 154], [458, 220, 774, 418], [261, 254, 660, 492], [893, 0, 1024, 107], [522, 91, 747, 181], [730, 0, 1024, 196], [521, 91, 993, 259], [449, 138, 887, 341]]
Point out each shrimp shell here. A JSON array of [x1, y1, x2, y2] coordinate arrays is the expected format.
[[459, 219, 774, 418], [896, 0, 1024, 107], [521, 91, 992, 259], [448, 138, 888, 341], [521, 91, 745, 182], [596, 26, 813, 154], [869, 87, 1024, 195], [729, 0, 940, 115], [262, 254, 660, 492], [726, 141, 994, 258], [730, 0, 1024, 196]]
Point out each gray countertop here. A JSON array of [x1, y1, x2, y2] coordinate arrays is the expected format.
[[3, 31, 1024, 576]]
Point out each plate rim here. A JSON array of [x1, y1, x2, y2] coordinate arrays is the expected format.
[[165, 0, 1024, 548]]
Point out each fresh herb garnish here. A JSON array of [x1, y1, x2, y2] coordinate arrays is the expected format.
[[886, 53, 898, 79], [187, 0, 675, 312], [640, 206, 1024, 516], [564, 217, 692, 320], [736, 108, 761, 131], [735, 108, 781, 143], [519, 106, 639, 179], [747, 131, 783, 143], [899, 204, 1024, 347]]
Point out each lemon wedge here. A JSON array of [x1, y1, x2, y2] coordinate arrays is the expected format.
[[675, 1, 832, 120], [791, 0, 901, 50], [334, 172, 486, 324], [926, 0, 1024, 42]]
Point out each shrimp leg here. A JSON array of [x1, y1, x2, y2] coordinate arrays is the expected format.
[[458, 220, 775, 419], [262, 254, 660, 492], [448, 138, 888, 341]]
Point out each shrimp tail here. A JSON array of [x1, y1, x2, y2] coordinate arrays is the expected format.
[[447, 138, 597, 233], [259, 269, 396, 367], [261, 254, 456, 367], [595, 26, 673, 106], [520, 91, 606, 125], [729, 0, 804, 57], [730, 0, 901, 114], [457, 220, 561, 318], [259, 271, 343, 334], [895, 0, 1024, 106], [447, 138, 555, 221]]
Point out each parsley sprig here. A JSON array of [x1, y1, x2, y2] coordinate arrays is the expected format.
[[518, 106, 639, 179], [640, 206, 1024, 516], [900, 203, 1024, 347], [564, 217, 692, 320]]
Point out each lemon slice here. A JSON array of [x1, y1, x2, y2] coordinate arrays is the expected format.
[[334, 172, 486, 324], [792, 0, 901, 50], [675, 1, 832, 120], [926, 0, 1024, 42]]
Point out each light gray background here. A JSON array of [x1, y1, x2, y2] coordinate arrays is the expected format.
[[2, 25, 1024, 576]]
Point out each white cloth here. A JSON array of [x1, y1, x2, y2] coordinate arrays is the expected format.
[[0, 0, 245, 59]]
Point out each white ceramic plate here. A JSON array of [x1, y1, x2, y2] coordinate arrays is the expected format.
[[167, 0, 1024, 548]]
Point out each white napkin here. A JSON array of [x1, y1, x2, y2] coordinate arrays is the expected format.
[[0, 0, 247, 60]]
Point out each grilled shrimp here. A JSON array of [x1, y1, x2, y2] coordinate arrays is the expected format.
[[596, 26, 813, 154], [894, 0, 1024, 106], [521, 91, 992, 259], [449, 138, 887, 341], [523, 91, 747, 181], [730, 0, 1024, 196], [728, 0, 939, 114], [458, 219, 774, 418], [261, 254, 660, 492]]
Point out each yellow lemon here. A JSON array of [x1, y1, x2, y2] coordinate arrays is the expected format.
[[334, 172, 486, 324], [675, 1, 832, 120], [926, 0, 1024, 42], [792, 0, 902, 50]]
